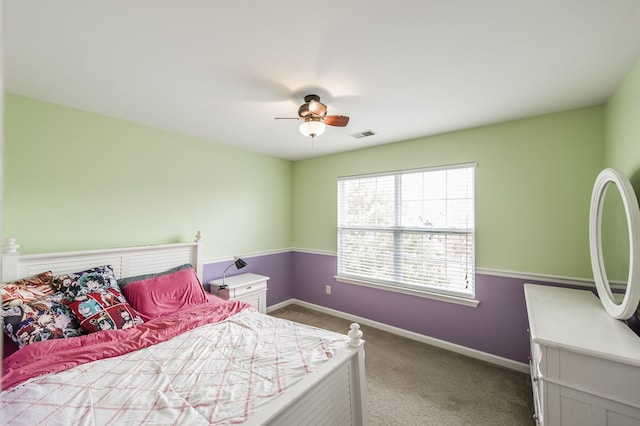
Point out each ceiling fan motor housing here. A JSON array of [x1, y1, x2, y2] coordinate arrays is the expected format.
[[303, 94, 321, 103]]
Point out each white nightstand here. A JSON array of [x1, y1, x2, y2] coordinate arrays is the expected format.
[[209, 273, 268, 314]]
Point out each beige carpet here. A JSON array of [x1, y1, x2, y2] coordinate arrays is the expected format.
[[270, 304, 535, 426]]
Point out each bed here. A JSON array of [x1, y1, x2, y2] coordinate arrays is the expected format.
[[0, 233, 367, 425]]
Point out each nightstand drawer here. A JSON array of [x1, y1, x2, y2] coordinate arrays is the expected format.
[[229, 281, 267, 298]]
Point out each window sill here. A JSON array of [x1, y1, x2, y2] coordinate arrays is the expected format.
[[334, 276, 480, 307]]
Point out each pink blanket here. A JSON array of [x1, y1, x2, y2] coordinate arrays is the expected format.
[[2, 297, 248, 390]]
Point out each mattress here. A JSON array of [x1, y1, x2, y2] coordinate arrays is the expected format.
[[1, 306, 349, 425]]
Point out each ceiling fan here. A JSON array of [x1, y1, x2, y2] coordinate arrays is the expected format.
[[275, 94, 349, 139]]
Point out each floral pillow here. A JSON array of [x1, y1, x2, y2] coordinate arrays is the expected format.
[[2, 292, 83, 348], [52, 265, 118, 299], [64, 287, 144, 333], [1, 271, 55, 308]]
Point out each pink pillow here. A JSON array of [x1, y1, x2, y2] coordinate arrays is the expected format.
[[122, 267, 208, 321]]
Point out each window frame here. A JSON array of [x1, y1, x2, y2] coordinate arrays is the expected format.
[[336, 163, 477, 305]]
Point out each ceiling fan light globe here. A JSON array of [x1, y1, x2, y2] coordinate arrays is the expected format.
[[299, 120, 326, 138]]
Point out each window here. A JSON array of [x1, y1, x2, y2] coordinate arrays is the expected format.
[[337, 163, 475, 299]]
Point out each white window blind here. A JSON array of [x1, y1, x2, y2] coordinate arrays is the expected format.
[[337, 163, 476, 298]]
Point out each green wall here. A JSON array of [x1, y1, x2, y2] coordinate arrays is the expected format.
[[3, 94, 293, 258], [293, 107, 604, 280], [601, 58, 640, 286], [9, 74, 637, 282], [604, 58, 640, 186]]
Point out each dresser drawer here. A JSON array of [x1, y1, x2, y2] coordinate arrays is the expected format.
[[530, 360, 543, 425], [530, 340, 544, 424]]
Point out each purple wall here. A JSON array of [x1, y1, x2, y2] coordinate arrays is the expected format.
[[204, 250, 581, 364], [292, 252, 539, 363]]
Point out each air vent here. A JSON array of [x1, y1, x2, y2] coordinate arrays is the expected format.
[[349, 130, 376, 139]]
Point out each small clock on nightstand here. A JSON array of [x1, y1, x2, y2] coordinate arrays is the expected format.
[[209, 273, 269, 314]]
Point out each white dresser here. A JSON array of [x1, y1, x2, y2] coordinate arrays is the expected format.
[[209, 273, 268, 314], [524, 284, 640, 425]]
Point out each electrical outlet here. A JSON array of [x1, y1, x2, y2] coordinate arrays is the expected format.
[[325, 285, 332, 295]]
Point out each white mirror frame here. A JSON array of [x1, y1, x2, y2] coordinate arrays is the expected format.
[[589, 168, 640, 319]]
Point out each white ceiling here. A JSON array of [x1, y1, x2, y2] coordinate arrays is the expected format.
[[4, 1, 640, 161]]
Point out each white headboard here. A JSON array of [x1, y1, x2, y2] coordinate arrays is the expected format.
[[1, 232, 205, 284]]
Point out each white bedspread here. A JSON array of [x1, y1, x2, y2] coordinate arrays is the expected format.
[[1, 309, 349, 425]]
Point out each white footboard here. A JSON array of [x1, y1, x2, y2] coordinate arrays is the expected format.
[[246, 324, 367, 426]]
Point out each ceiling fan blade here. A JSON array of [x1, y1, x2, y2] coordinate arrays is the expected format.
[[274, 117, 300, 120], [325, 115, 349, 127]]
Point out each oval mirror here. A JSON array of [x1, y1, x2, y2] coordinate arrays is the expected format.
[[589, 168, 640, 319]]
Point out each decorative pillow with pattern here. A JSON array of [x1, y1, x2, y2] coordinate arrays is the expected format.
[[2, 292, 83, 348], [1, 271, 55, 308], [64, 287, 144, 333], [52, 265, 118, 299]]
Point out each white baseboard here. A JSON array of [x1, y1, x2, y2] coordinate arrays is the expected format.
[[268, 298, 530, 374], [266, 299, 294, 312]]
